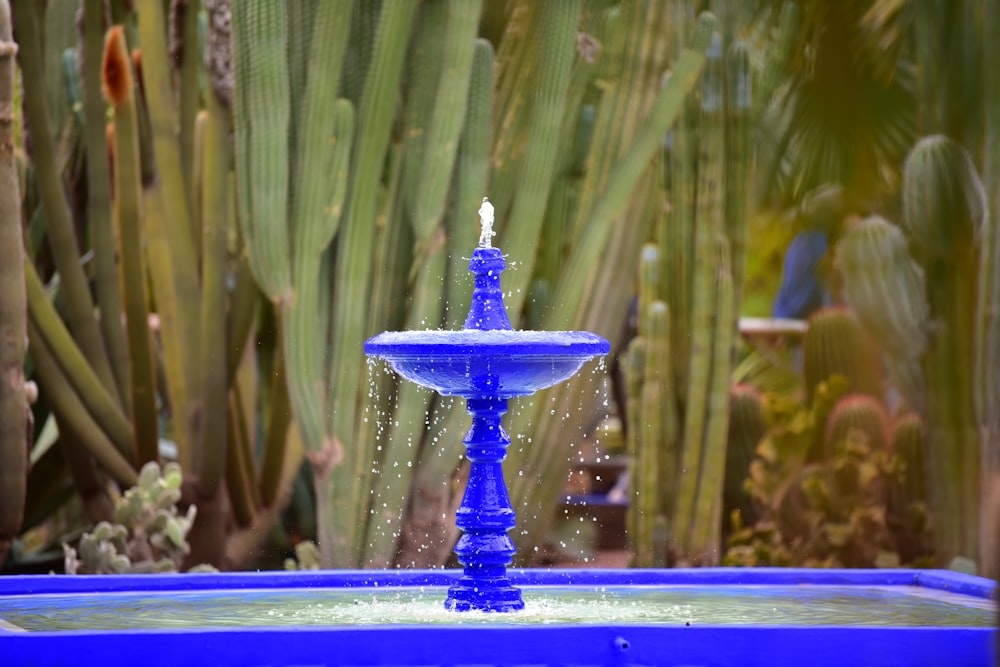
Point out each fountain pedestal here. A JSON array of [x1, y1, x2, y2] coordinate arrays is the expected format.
[[365, 246, 609, 611], [446, 396, 523, 611]]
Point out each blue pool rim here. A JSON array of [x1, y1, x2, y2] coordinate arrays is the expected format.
[[0, 568, 993, 667]]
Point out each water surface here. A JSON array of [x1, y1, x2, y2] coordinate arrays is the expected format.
[[0, 585, 991, 632]]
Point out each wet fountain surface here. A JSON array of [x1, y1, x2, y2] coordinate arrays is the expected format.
[[1, 583, 990, 631]]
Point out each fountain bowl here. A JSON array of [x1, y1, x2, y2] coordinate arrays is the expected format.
[[364, 329, 609, 397], [0, 568, 992, 667]]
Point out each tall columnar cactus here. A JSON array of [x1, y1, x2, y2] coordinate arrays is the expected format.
[[899, 135, 985, 569], [802, 306, 881, 406], [103, 26, 159, 467], [508, 10, 718, 562], [0, 0, 26, 568], [837, 216, 929, 414]]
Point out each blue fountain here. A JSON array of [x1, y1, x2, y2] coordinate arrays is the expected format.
[[365, 200, 608, 611], [0, 202, 993, 665]]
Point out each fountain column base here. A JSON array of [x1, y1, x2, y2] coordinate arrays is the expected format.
[[445, 397, 525, 612]]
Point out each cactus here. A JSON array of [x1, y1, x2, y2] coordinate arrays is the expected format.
[[13, 0, 120, 405], [890, 411, 927, 507], [837, 216, 929, 413], [724, 385, 767, 533], [900, 135, 984, 568], [802, 306, 881, 405], [824, 393, 891, 456], [0, 0, 26, 567], [136, 0, 202, 466], [325, 0, 419, 567], [672, 29, 725, 563], [498, 0, 582, 322], [63, 462, 217, 574], [103, 26, 159, 467], [82, 0, 129, 409]]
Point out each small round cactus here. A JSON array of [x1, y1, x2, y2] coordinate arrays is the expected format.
[[824, 393, 891, 455], [803, 306, 881, 404]]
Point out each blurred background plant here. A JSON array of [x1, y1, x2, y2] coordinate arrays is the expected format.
[[1, 0, 996, 578]]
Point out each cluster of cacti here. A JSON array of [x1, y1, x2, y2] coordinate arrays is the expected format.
[[724, 383, 933, 568], [63, 462, 216, 574], [836, 135, 992, 570], [617, 9, 754, 566], [227, 0, 717, 570], [7, 0, 303, 572]]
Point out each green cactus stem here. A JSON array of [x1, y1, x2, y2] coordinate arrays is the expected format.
[[26, 319, 137, 488], [500, 0, 581, 323], [0, 0, 25, 567], [136, 0, 202, 453], [83, 0, 129, 409], [673, 29, 725, 561], [13, 0, 120, 404], [231, 0, 291, 301], [902, 136, 983, 568], [194, 78, 232, 506], [326, 0, 418, 567], [24, 260, 135, 462], [724, 385, 767, 533], [103, 26, 159, 467], [545, 12, 716, 332]]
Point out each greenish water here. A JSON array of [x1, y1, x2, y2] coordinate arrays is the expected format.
[[0, 585, 991, 632]]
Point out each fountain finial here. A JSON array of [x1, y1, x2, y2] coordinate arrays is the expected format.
[[478, 196, 495, 248]]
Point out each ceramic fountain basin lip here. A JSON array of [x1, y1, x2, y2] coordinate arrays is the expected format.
[[364, 330, 611, 397], [0, 568, 992, 667]]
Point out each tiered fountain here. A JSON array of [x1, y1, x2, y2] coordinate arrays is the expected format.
[[365, 198, 609, 611], [0, 200, 992, 666]]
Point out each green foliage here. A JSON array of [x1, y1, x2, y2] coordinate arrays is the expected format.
[[63, 462, 217, 574], [724, 384, 933, 568]]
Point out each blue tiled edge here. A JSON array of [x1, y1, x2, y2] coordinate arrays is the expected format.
[[0, 567, 992, 598]]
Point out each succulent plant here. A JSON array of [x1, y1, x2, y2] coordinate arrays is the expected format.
[[283, 540, 322, 571], [63, 462, 216, 574]]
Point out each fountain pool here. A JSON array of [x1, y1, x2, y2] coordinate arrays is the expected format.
[[0, 568, 992, 666]]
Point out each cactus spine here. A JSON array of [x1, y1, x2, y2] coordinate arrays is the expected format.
[[0, 0, 25, 567]]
